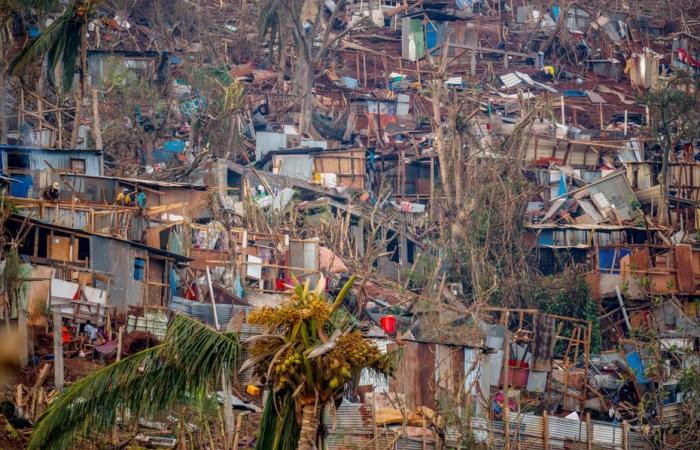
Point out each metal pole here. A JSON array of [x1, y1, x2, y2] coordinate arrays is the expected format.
[[206, 266, 220, 329], [52, 311, 64, 391]]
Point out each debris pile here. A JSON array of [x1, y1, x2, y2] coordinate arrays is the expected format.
[[0, 0, 698, 449]]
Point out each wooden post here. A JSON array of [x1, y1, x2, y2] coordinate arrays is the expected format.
[[623, 110, 628, 137], [542, 411, 549, 450], [599, 103, 604, 130], [232, 412, 244, 449], [57, 100, 63, 148], [370, 395, 380, 450], [560, 95, 565, 125], [429, 154, 435, 221], [470, 50, 476, 76], [206, 266, 220, 329], [615, 286, 631, 331], [116, 325, 124, 362], [382, 56, 389, 90], [362, 53, 368, 88], [221, 369, 234, 449], [52, 311, 64, 391], [645, 105, 650, 127], [91, 89, 103, 150], [501, 310, 511, 450], [586, 412, 592, 450], [622, 421, 629, 450]]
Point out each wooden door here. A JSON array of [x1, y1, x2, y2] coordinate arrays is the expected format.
[[48, 235, 71, 261]]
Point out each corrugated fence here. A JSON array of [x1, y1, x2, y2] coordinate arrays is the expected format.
[[323, 400, 651, 450]]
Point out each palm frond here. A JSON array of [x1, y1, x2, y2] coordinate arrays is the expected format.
[[28, 314, 240, 450], [306, 329, 341, 359], [256, 390, 300, 450], [58, 19, 81, 90], [9, 4, 81, 90], [23, 0, 62, 12]]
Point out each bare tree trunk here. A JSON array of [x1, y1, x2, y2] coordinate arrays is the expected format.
[[225, 114, 238, 160], [431, 83, 454, 212], [221, 369, 234, 449], [429, 39, 455, 213], [297, 402, 320, 450], [657, 132, 672, 227], [70, 22, 88, 148], [0, 35, 7, 145], [295, 56, 315, 137], [277, 27, 287, 90], [91, 89, 103, 149], [0, 65, 7, 145], [17, 307, 28, 369]]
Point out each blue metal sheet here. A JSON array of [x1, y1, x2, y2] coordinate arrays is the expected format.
[[538, 230, 554, 246], [425, 22, 438, 49], [9, 175, 32, 197]]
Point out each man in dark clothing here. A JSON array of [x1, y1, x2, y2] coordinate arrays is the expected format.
[[43, 182, 61, 202]]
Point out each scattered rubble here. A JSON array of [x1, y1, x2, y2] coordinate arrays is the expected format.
[[0, 0, 698, 449]]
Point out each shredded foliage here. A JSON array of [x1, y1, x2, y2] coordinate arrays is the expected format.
[[28, 314, 240, 450], [10, 2, 83, 90]]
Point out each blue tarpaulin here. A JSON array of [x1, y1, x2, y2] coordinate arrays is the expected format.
[[598, 248, 630, 273], [162, 140, 186, 152], [626, 351, 649, 384], [558, 171, 567, 197]]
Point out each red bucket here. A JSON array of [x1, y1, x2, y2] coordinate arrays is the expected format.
[[380, 315, 396, 334]]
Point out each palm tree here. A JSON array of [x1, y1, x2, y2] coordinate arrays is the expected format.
[[0, 0, 23, 144], [10, 0, 97, 147], [27, 314, 241, 450], [244, 276, 395, 450]]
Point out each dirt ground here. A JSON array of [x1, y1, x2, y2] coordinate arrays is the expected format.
[[0, 356, 104, 450]]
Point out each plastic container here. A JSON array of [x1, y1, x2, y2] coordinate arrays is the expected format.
[[380, 315, 397, 334]]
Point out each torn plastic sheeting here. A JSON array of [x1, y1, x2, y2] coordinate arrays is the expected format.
[[598, 248, 630, 273], [338, 76, 358, 89], [272, 188, 295, 211], [625, 351, 649, 384], [526, 371, 548, 392], [319, 246, 348, 274]]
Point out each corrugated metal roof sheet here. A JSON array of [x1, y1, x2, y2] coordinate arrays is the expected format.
[[468, 414, 645, 449], [500, 73, 522, 88]]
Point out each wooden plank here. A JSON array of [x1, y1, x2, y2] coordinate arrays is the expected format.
[[449, 42, 535, 58], [675, 245, 695, 293], [49, 235, 71, 262]]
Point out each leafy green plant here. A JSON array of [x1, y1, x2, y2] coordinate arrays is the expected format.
[[528, 271, 602, 354]]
